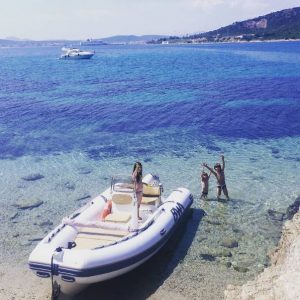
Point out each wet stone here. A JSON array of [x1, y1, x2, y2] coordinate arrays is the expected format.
[[10, 212, 19, 220], [16, 183, 27, 189], [221, 238, 239, 248], [232, 226, 244, 235], [200, 253, 216, 262], [233, 265, 249, 273], [205, 219, 222, 226], [21, 173, 44, 181], [20, 240, 32, 247], [267, 209, 285, 222], [286, 197, 300, 220], [14, 199, 43, 210], [38, 220, 53, 227], [28, 236, 43, 242], [214, 249, 233, 257], [64, 181, 76, 190], [221, 261, 232, 268], [78, 167, 93, 175]]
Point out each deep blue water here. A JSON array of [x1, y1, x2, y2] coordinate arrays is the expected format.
[[0, 42, 300, 160], [1, 42, 300, 299]]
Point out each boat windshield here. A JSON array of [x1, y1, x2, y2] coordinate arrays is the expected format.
[[111, 175, 134, 193]]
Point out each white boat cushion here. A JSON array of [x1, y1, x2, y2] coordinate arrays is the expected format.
[[141, 185, 161, 204], [141, 196, 158, 205], [111, 193, 132, 204], [105, 212, 131, 223]]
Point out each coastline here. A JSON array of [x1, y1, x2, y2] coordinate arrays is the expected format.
[[225, 207, 300, 300]]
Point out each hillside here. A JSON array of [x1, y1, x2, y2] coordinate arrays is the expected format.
[[101, 35, 168, 44], [192, 7, 300, 42], [154, 7, 300, 44]]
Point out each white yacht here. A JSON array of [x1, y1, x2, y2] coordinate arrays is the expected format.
[[60, 47, 95, 60]]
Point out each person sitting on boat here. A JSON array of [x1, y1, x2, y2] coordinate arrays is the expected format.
[[132, 161, 143, 220], [202, 155, 229, 200]]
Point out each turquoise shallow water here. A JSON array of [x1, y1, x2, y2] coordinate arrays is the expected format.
[[0, 42, 300, 299]]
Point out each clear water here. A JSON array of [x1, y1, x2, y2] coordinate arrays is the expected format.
[[1, 42, 300, 299]]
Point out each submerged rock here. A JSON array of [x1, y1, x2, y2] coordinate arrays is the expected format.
[[14, 199, 43, 210], [267, 209, 285, 222], [10, 212, 19, 220], [75, 194, 91, 201], [221, 238, 239, 248], [215, 249, 233, 257], [225, 212, 300, 300], [199, 253, 216, 262], [233, 265, 249, 273], [21, 173, 44, 181], [78, 167, 93, 175], [205, 219, 222, 226], [286, 197, 300, 220], [221, 261, 232, 268], [64, 181, 76, 190], [38, 220, 53, 227], [28, 236, 43, 242]]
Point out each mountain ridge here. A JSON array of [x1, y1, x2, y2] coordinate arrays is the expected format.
[[188, 7, 300, 42]]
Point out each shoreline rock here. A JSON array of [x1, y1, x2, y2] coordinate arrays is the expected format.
[[224, 209, 300, 300]]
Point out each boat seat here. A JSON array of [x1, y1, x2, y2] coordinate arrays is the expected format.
[[111, 193, 132, 205], [74, 227, 128, 249], [105, 212, 131, 223], [141, 185, 161, 205], [105, 193, 133, 223]]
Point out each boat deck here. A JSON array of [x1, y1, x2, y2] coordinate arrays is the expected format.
[[74, 227, 129, 249]]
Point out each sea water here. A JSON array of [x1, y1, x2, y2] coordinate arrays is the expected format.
[[0, 42, 300, 299]]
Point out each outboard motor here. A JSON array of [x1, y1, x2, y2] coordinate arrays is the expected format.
[[142, 174, 160, 186]]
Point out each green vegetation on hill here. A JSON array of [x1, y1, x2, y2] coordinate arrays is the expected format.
[[196, 7, 300, 41], [154, 7, 300, 44]]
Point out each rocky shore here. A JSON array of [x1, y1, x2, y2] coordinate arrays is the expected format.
[[225, 207, 300, 300]]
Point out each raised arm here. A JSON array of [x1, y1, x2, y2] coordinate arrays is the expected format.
[[221, 155, 225, 171], [202, 163, 217, 177]]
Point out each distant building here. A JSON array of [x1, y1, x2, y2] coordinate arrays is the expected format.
[[242, 18, 267, 29]]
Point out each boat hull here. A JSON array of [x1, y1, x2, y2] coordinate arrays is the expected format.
[[60, 53, 94, 60], [29, 187, 193, 297]]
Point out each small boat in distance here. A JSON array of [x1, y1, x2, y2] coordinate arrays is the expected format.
[[28, 174, 193, 298], [60, 47, 95, 60]]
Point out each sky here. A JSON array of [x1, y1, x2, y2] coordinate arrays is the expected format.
[[1, 0, 299, 40]]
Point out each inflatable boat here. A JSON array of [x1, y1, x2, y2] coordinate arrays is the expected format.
[[28, 174, 193, 298]]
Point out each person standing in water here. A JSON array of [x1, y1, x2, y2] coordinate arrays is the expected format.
[[203, 155, 229, 200], [200, 169, 211, 200], [132, 161, 143, 220]]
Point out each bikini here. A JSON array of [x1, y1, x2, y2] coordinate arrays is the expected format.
[[217, 184, 226, 190]]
